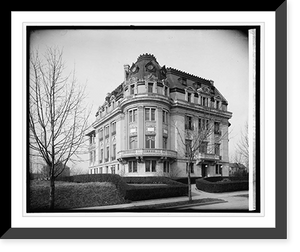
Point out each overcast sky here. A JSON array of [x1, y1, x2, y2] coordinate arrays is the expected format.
[[30, 28, 249, 171]]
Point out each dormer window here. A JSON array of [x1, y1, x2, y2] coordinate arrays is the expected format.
[[201, 96, 208, 107], [178, 77, 187, 86], [164, 86, 169, 96], [148, 83, 153, 93], [187, 92, 192, 102], [130, 84, 135, 95], [216, 100, 220, 109]]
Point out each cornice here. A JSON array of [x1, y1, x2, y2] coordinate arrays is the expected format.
[[171, 99, 233, 120]]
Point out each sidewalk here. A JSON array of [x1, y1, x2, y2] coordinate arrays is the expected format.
[[73, 185, 249, 211]]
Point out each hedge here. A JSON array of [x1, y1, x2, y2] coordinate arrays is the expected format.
[[57, 174, 189, 201], [170, 177, 201, 185], [125, 184, 188, 201], [123, 176, 183, 185], [57, 174, 128, 197], [195, 176, 248, 193]]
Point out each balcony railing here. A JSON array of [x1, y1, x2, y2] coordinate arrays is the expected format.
[[118, 149, 177, 159]]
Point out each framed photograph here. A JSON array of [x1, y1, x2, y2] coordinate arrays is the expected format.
[[5, 3, 286, 239]]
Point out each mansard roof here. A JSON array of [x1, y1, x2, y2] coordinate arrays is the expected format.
[[166, 67, 213, 86], [98, 53, 228, 113], [126, 53, 167, 82]]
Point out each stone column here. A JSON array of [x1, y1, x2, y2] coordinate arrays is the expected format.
[[137, 105, 144, 149]]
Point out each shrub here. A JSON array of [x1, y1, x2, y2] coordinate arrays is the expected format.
[[125, 184, 188, 201], [123, 176, 182, 185], [170, 177, 201, 185], [29, 181, 126, 211], [58, 174, 128, 197], [196, 176, 248, 193], [58, 175, 188, 202]]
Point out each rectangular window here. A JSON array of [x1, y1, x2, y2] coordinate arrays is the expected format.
[[216, 100, 220, 109], [201, 96, 208, 107], [129, 109, 137, 123], [186, 162, 194, 174], [145, 108, 156, 121], [163, 161, 170, 173], [105, 125, 109, 137], [185, 115, 193, 130], [164, 86, 168, 96], [111, 121, 116, 135], [129, 136, 137, 149], [145, 160, 156, 172], [187, 92, 191, 102], [145, 160, 150, 172], [145, 135, 155, 149], [215, 143, 220, 156], [151, 160, 156, 172], [148, 83, 153, 93], [145, 108, 150, 121], [151, 108, 156, 121], [185, 139, 192, 157], [99, 149, 103, 163], [99, 128, 103, 140], [130, 84, 135, 95], [198, 118, 202, 131], [199, 118, 209, 131], [162, 110, 168, 124], [199, 142, 208, 153], [99, 167, 103, 174], [163, 136, 168, 149], [106, 146, 109, 161], [216, 164, 222, 175], [106, 166, 109, 173], [214, 122, 221, 135], [111, 166, 116, 174], [112, 144, 116, 160], [133, 162, 137, 173], [129, 161, 137, 173]]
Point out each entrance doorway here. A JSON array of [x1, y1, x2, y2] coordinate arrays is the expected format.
[[201, 164, 207, 177]]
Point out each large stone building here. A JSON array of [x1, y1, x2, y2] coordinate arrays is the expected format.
[[87, 53, 232, 177]]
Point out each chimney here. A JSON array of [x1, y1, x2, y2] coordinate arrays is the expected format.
[[124, 64, 130, 82]]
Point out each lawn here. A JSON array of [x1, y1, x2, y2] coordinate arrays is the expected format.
[[29, 180, 127, 211]]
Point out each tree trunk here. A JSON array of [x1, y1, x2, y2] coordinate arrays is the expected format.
[[49, 175, 55, 210], [188, 162, 192, 202]]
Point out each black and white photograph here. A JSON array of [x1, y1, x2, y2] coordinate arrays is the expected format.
[[6, 6, 289, 243], [27, 27, 259, 213]]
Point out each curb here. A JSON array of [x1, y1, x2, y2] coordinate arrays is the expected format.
[[72, 198, 226, 211], [161, 199, 227, 209]]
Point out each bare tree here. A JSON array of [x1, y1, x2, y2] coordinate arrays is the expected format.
[[174, 115, 228, 202], [235, 122, 249, 170], [29, 47, 90, 210]]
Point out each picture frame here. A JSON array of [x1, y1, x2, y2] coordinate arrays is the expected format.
[[1, 2, 288, 239]]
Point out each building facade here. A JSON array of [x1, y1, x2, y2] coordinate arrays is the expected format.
[[87, 53, 232, 177]]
